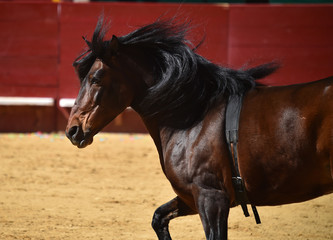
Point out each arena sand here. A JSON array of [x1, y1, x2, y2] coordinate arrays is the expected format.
[[0, 132, 332, 240]]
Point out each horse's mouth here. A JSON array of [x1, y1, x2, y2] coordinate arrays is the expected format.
[[66, 126, 94, 148], [77, 135, 94, 148], [70, 134, 94, 149]]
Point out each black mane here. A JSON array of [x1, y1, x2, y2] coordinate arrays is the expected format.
[[74, 16, 278, 129]]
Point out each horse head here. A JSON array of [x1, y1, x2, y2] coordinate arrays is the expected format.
[[66, 36, 141, 148]]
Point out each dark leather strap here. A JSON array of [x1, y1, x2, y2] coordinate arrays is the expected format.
[[225, 94, 261, 224], [225, 94, 243, 177]]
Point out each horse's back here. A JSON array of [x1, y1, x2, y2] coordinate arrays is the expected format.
[[239, 77, 333, 206]]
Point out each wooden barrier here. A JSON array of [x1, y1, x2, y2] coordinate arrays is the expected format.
[[0, 2, 333, 132], [0, 3, 58, 98], [228, 5, 333, 85]]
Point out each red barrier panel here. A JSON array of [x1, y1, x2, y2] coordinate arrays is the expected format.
[[0, 2, 59, 98], [229, 5, 333, 85]]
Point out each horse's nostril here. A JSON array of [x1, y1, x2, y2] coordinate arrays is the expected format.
[[67, 126, 79, 139]]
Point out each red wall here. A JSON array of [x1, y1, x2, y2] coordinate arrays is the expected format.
[[228, 5, 333, 85], [1, 2, 333, 132], [0, 3, 58, 98]]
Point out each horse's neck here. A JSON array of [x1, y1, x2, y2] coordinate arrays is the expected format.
[[139, 116, 167, 174]]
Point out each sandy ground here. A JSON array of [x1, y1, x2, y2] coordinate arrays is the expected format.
[[0, 132, 332, 240]]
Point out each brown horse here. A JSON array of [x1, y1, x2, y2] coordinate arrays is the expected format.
[[65, 17, 333, 239]]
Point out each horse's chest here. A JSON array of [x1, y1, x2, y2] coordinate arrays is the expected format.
[[161, 132, 225, 192]]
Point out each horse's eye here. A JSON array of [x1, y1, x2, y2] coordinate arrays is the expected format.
[[90, 77, 100, 84]]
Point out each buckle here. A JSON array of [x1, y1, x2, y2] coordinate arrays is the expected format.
[[232, 176, 244, 192]]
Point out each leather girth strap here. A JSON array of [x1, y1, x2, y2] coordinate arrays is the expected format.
[[225, 94, 261, 224]]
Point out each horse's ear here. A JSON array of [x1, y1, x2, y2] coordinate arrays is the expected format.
[[102, 35, 120, 65], [82, 36, 92, 48], [109, 35, 120, 55]]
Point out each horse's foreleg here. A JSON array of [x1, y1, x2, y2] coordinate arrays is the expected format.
[[152, 196, 196, 240], [193, 186, 230, 240]]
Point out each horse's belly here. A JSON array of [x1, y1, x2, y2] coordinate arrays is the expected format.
[[239, 82, 333, 206]]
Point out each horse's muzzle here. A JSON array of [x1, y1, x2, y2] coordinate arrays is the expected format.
[[66, 125, 93, 148]]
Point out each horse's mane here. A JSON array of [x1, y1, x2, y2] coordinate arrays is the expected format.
[[74, 16, 278, 129]]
